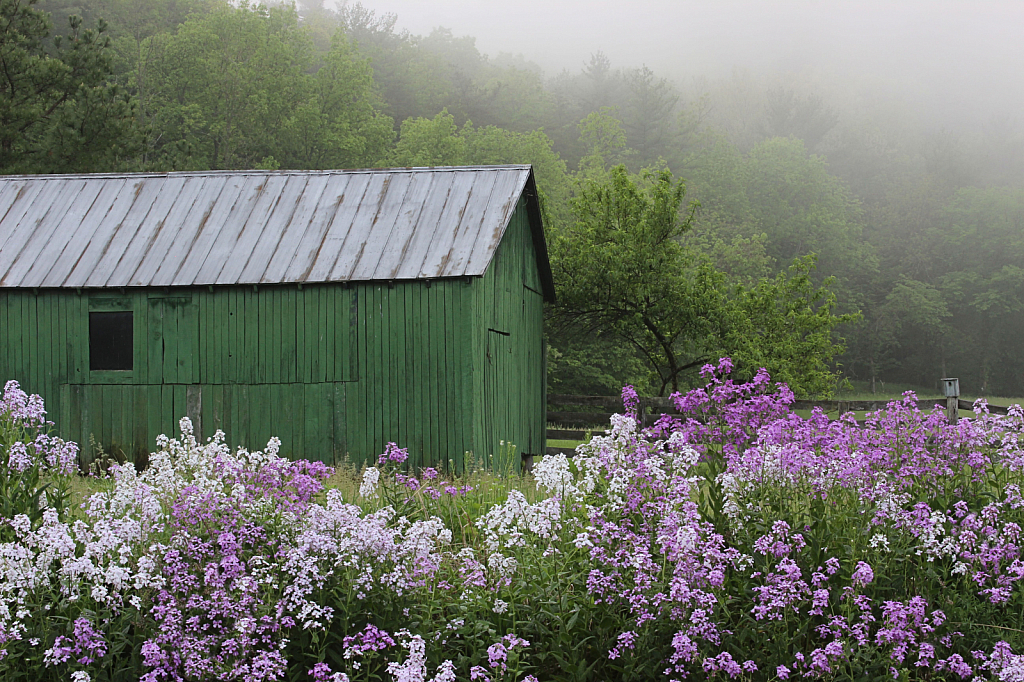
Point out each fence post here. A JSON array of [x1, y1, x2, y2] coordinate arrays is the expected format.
[[942, 378, 960, 425]]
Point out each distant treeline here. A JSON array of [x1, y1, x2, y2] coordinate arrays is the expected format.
[[8, 0, 1024, 396]]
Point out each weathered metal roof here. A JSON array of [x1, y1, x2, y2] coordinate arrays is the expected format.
[[0, 166, 554, 299]]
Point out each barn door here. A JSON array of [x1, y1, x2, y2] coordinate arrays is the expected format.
[[484, 329, 513, 469]]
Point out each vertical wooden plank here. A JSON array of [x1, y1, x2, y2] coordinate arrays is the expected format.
[[0, 293, 7, 381], [324, 287, 336, 383], [164, 384, 177, 439], [310, 286, 321, 383], [167, 298, 180, 384], [445, 282, 462, 473], [258, 287, 268, 385], [420, 286, 434, 470], [133, 291, 146, 385], [59, 384, 71, 447], [433, 283, 448, 468], [245, 288, 258, 385], [347, 291, 364, 463], [191, 296, 200, 384], [270, 288, 281, 385], [296, 287, 307, 384], [9, 295, 21, 385], [379, 287, 392, 460], [237, 384, 249, 450], [403, 285, 419, 467], [216, 289, 228, 385], [303, 384, 320, 463], [372, 285, 384, 462], [319, 286, 329, 383], [26, 294, 39, 393], [223, 384, 235, 448], [132, 385, 147, 464], [146, 385, 160, 453], [148, 299, 163, 385], [332, 382, 346, 466], [390, 285, 405, 456], [210, 383, 224, 439], [281, 288, 296, 383], [226, 289, 236, 383]]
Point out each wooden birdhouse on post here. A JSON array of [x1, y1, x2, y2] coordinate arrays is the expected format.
[[942, 377, 960, 424]]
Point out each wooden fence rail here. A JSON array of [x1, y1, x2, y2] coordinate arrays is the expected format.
[[539, 394, 1015, 461]]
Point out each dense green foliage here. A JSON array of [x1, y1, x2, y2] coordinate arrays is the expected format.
[[551, 166, 854, 396], [6, 0, 1022, 396]]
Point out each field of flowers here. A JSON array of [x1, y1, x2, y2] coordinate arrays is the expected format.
[[4, 359, 1024, 681]]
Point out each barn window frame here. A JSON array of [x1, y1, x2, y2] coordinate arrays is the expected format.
[[88, 297, 135, 382]]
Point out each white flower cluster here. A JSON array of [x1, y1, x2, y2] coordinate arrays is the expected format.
[[476, 490, 565, 551]]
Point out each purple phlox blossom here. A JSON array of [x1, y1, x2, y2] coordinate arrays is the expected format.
[[851, 561, 874, 587], [1, 380, 48, 426], [608, 630, 638, 659], [342, 624, 395, 658], [751, 557, 810, 620], [378, 442, 409, 465], [44, 618, 108, 666], [6, 440, 31, 472], [753, 521, 806, 558], [622, 385, 641, 420], [309, 662, 350, 682]]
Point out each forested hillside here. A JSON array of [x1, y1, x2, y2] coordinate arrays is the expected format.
[[7, 0, 1024, 397]]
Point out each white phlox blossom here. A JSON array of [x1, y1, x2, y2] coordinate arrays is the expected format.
[[533, 454, 583, 501], [387, 632, 457, 682], [476, 490, 564, 550], [360, 467, 381, 499], [492, 598, 509, 614], [282, 493, 451, 623], [667, 434, 701, 472], [487, 552, 518, 582], [869, 533, 891, 552]]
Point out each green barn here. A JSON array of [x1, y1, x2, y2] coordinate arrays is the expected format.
[[0, 166, 554, 471]]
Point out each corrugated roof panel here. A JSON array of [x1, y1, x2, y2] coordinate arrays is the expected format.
[[394, 172, 455, 280], [1, 178, 86, 287], [373, 171, 436, 280], [260, 174, 330, 284], [148, 175, 229, 287], [239, 174, 310, 284], [438, 169, 500, 277], [0, 166, 548, 291], [465, 170, 529, 275], [282, 174, 356, 283], [173, 174, 250, 285], [118, 176, 191, 287], [192, 174, 265, 285], [348, 171, 416, 281], [40, 178, 128, 287], [63, 179, 140, 288], [312, 172, 387, 282], [414, 170, 481, 279]]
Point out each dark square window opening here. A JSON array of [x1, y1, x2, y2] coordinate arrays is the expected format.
[[90, 311, 133, 371]]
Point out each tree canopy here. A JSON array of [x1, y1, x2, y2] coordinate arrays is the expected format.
[[551, 165, 855, 396]]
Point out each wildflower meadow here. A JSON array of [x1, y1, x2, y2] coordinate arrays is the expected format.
[[4, 359, 1024, 681]]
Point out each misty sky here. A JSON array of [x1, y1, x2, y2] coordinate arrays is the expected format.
[[349, 0, 1023, 128]]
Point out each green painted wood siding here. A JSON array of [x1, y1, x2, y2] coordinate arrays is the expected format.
[[0, 203, 546, 472], [0, 284, 358, 464], [470, 196, 547, 469]]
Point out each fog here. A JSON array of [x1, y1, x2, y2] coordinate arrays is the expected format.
[[354, 0, 1023, 129]]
